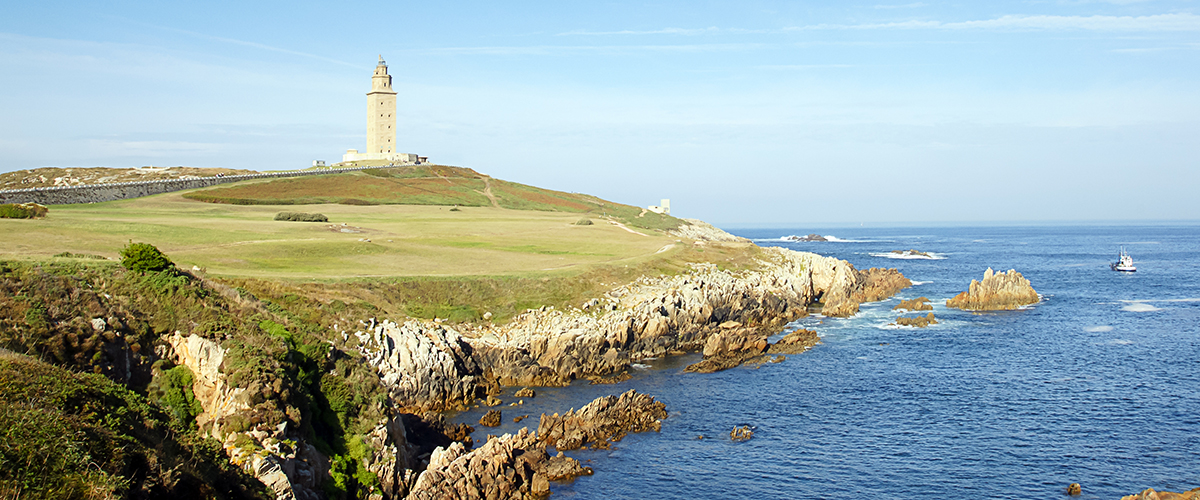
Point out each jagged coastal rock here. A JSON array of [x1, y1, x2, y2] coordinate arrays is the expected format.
[[354, 247, 909, 411], [785, 234, 828, 242], [668, 218, 751, 242], [537, 390, 668, 451], [946, 268, 1039, 311], [1122, 488, 1200, 500], [684, 327, 819, 373], [405, 428, 552, 500], [893, 313, 938, 328], [893, 297, 933, 311]]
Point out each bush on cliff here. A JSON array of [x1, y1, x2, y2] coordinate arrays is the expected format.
[[0, 352, 268, 499], [274, 212, 329, 222], [120, 241, 174, 273]]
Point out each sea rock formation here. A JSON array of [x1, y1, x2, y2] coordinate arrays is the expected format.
[[479, 410, 502, 427], [893, 297, 933, 311], [1122, 488, 1200, 500], [537, 390, 668, 451], [405, 428, 552, 500], [946, 268, 1039, 311], [684, 327, 819, 373], [730, 425, 754, 441], [353, 248, 909, 412], [893, 313, 938, 328], [785, 234, 827, 242]]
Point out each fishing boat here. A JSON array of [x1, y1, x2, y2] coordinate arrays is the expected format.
[[1111, 247, 1136, 272]]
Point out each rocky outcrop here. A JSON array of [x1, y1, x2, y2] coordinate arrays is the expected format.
[[946, 268, 1039, 311], [685, 326, 819, 373], [353, 320, 481, 411], [767, 328, 820, 354], [668, 218, 750, 242], [893, 313, 937, 328], [354, 248, 908, 412], [479, 410, 502, 427], [167, 333, 327, 500], [730, 425, 753, 441], [405, 428, 551, 500], [1122, 488, 1200, 500], [537, 390, 668, 451], [166, 332, 250, 436], [893, 297, 933, 311], [785, 234, 827, 242]]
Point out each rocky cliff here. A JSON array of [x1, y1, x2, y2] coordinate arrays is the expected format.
[[353, 247, 908, 412], [946, 268, 1039, 311]]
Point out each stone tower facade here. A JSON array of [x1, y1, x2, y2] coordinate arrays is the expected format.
[[366, 55, 397, 155]]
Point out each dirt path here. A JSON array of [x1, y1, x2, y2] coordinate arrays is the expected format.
[[481, 177, 500, 208]]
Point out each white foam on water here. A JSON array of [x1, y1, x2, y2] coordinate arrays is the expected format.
[[910, 280, 932, 285], [868, 252, 947, 260], [1109, 339, 1135, 345], [1084, 326, 1114, 333], [823, 235, 891, 243], [1121, 303, 1162, 312], [631, 363, 651, 370]]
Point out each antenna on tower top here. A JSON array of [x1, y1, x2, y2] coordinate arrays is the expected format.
[[378, 54, 385, 65]]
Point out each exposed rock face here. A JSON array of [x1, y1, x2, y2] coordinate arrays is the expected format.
[[893, 313, 937, 328], [1122, 488, 1200, 500], [167, 333, 326, 500], [354, 320, 480, 411], [669, 218, 750, 242], [946, 268, 1039, 311], [405, 428, 551, 500], [541, 452, 593, 481], [893, 297, 933, 311], [537, 390, 668, 451], [514, 387, 536, 398], [167, 332, 250, 436]]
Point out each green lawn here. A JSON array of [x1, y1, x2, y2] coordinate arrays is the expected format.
[[1, 190, 679, 279]]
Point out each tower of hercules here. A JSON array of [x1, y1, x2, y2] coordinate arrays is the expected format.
[[367, 55, 397, 155]]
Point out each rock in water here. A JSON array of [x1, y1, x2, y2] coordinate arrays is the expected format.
[[730, 425, 754, 441], [893, 313, 937, 328], [1121, 487, 1200, 500], [537, 390, 668, 450], [946, 268, 1039, 311], [514, 387, 536, 398], [1067, 483, 1082, 496], [406, 428, 553, 500], [767, 328, 820, 355], [479, 410, 502, 427], [893, 297, 933, 311]]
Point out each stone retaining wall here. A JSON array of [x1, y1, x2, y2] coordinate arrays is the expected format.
[[0, 166, 384, 205]]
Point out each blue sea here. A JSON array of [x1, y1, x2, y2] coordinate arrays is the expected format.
[[452, 225, 1200, 499]]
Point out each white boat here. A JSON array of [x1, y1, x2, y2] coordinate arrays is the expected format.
[[1111, 247, 1136, 272]]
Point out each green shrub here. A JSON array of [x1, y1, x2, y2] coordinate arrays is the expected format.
[[0, 203, 48, 219], [149, 363, 204, 427], [120, 242, 174, 273], [338, 198, 376, 206], [273, 212, 329, 222], [574, 217, 594, 226]]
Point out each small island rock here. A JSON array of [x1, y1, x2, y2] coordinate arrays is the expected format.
[[946, 268, 1039, 311]]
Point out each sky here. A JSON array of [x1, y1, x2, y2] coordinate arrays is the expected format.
[[1, 1, 1198, 226]]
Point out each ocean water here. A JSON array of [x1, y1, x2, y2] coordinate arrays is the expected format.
[[451, 225, 1200, 499]]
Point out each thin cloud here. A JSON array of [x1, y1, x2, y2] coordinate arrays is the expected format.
[[788, 13, 1200, 31], [557, 27, 720, 36], [105, 15, 360, 68], [415, 43, 766, 55], [874, 3, 928, 9]]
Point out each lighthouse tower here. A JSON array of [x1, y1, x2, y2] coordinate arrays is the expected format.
[[366, 55, 397, 155], [341, 56, 418, 165]]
